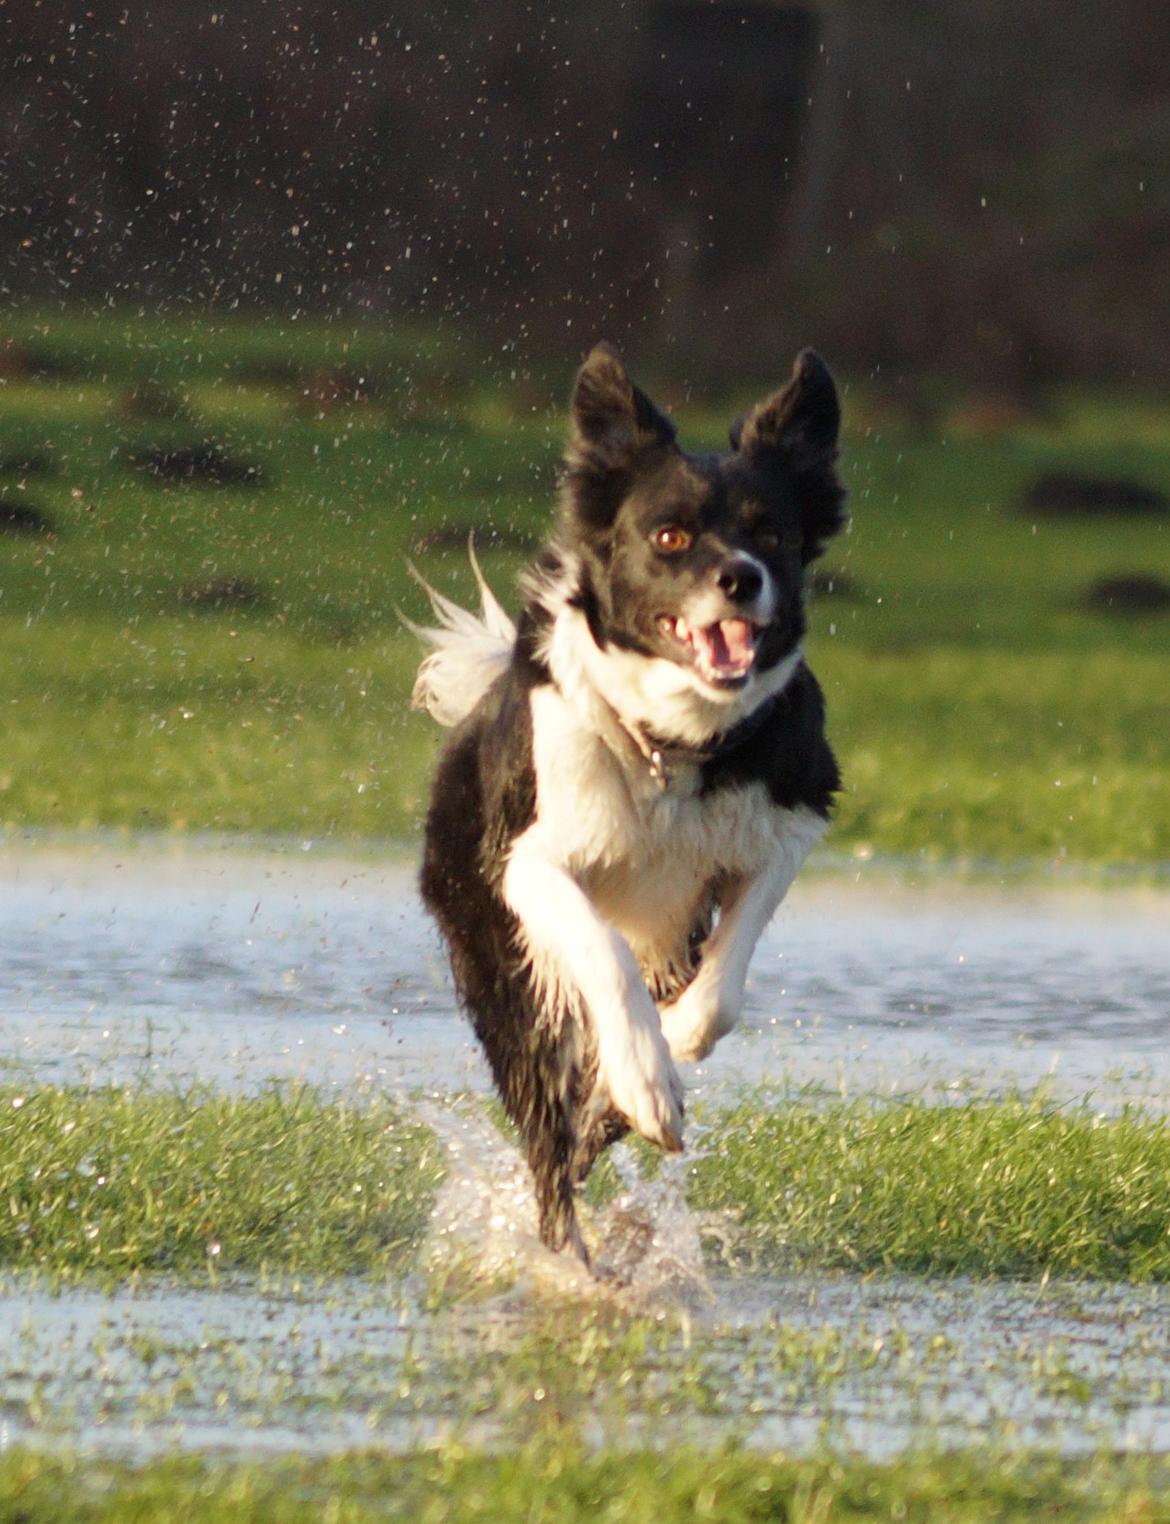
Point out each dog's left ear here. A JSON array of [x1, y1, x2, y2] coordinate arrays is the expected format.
[[736, 349, 840, 466], [735, 349, 846, 561]]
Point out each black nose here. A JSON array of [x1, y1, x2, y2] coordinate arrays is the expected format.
[[716, 556, 764, 604]]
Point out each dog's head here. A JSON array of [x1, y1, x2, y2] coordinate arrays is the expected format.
[[554, 343, 845, 724]]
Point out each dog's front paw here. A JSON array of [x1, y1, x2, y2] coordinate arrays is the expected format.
[[597, 1018, 684, 1154], [659, 982, 732, 1063]]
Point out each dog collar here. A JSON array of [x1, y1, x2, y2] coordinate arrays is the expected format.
[[618, 694, 781, 790]]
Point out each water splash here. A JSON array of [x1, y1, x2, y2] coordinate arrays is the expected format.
[[590, 1143, 713, 1304], [416, 1097, 714, 1308], [416, 1098, 583, 1296]]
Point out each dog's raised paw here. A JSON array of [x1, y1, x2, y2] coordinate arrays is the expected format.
[[596, 1024, 684, 1153], [659, 983, 732, 1064]]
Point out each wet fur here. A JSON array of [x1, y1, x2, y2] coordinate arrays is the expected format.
[[418, 345, 845, 1262]]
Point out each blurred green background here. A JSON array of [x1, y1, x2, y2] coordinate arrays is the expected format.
[[1, 310, 1166, 866]]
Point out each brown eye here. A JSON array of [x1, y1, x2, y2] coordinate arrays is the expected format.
[[652, 525, 693, 555]]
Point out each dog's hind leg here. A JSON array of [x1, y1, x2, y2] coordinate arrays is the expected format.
[[485, 1016, 592, 1263], [570, 1105, 630, 1185], [526, 1104, 589, 1262], [524, 1033, 594, 1261]]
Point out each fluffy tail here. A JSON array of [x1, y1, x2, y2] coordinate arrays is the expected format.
[[405, 543, 516, 727]]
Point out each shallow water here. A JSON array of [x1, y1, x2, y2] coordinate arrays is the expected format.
[[3, 839, 1169, 1109], [2, 837, 1170, 1464], [3, 1267, 1170, 1463]]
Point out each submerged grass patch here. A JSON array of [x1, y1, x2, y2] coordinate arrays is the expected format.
[[691, 1095, 1170, 1280], [2, 1444, 1169, 1524], [0, 1085, 441, 1278]]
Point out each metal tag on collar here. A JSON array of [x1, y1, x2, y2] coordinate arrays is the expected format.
[[648, 748, 669, 789]]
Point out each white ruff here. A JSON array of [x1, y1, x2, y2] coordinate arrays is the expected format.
[[503, 671, 827, 1144]]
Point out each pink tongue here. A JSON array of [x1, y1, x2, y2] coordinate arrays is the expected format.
[[697, 619, 756, 675]]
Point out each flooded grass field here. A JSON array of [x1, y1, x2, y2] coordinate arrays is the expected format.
[[2, 838, 1170, 1517], [4, 838, 1168, 1106]]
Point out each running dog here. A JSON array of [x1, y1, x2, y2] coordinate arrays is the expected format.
[[413, 343, 845, 1263]]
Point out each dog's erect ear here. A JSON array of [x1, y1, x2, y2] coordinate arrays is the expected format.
[[736, 349, 840, 468], [569, 342, 677, 461], [562, 343, 677, 537], [736, 349, 846, 562]]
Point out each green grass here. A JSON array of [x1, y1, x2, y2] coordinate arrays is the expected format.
[[689, 1095, 1170, 1279], [1, 309, 1169, 862], [826, 647, 1169, 864], [5, 1085, 1170, 1283], [2, 1443, 1169, 1523], [0, 1084, 441, 1279]]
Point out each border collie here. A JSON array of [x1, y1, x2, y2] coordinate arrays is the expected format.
[[414, 344, 845, 1264]]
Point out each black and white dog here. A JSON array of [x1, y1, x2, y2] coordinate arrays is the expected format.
[[415, 344, 845, 1264]]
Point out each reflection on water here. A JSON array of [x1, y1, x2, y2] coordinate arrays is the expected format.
[[2, 839, 1168, 1108]]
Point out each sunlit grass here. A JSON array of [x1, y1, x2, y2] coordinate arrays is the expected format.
[[1, 310, 1169, 863], [824, 646, 1170, 865], [0, 308, 491, 393], [691, 1095, 1170, 1279], [0, 619, 432, 835], [2, 1442, 1169, 1523], [0, 1085, 441, 1279], [4, 1086, 1170, 1284]]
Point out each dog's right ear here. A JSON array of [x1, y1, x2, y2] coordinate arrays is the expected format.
[[736, 350, 846, 563], [736, 349, 840, 469], [562, 344, 677, 535], [567, 343, 676, 465], [569, 345, 676, 457]]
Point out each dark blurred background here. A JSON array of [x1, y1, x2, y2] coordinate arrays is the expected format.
[[2, 0, 1167, 384]]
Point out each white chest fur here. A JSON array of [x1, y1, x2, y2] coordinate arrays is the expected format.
[[519, 683, 814, 965]]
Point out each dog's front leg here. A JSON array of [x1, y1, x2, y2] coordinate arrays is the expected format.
[[660, 835, 815, 1063], [502, 845, 684, 1152]]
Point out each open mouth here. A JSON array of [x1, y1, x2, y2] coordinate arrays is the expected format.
[[656, 614, 763, 687]]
